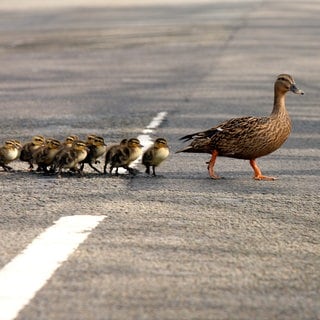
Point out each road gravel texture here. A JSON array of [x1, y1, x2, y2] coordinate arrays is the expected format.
[[0, 0, 319, 319]]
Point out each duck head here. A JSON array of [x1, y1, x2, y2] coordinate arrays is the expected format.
[[276, 74, 304, 95]]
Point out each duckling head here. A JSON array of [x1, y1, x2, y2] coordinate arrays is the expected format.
[[120, 139, 128, 146], [6, 139, 22, 150], [45, 138, 55, 146], [32, 135, 46, 146], [69, 135, 79, 140], [86, 134, 98, 145], [276, 74, 304, 95], [48, 139, 61, 150], [128, 138, 143, 149], [4, 140, 17, 150], [93, 136, 106, 147], [64, 135, 78, 146], [72, 140, 88, 152], [154, 138, 169, 149]]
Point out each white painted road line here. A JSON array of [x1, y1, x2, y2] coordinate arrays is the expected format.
[[0, 215, 105, 320]]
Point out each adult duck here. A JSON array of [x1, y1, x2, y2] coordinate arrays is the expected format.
[[176, 74, 304, 180]]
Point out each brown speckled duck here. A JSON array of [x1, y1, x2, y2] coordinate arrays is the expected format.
[[176, 74, 304, 180]]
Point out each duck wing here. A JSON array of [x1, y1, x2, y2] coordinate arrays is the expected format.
[[180, 116, 260, 141], [177, 116, 270, 155], [111, 147, 130, 166]]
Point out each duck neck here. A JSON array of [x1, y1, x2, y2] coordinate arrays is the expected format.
[[271, 88, 288, 117]]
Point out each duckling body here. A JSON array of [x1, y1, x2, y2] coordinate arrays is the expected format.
[[109, 138, 143, 175], [20, 135, 45, 170], [104, 139, 128, 174], [177, 74, 304, 180], [33, 139, 61, 173], [142, 138, 169, 176], [0, 140, 22, 171], [80, 135, 107, 173], [55, 140, 88, 177]]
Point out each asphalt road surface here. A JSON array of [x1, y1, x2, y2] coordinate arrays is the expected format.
[[0, 0, 319, 319]]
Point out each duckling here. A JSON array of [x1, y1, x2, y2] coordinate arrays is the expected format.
[[55, 140, 88, 177], [33, 138, 61, 173], [0, 140, 22, 171], [50, 135, 79, 172], [177, 74, 304, 180], [92, 136, 107, 161], [142, 138, 169, 176], [109, 138, 143, 175], [80, 135, 107, 173], [103, 138, 128, 174], [20, 135, 45, 170]]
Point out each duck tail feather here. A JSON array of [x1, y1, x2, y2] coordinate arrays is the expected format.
[[179, 128, 221, 142], [179, 133, 196, 142], [175, 145, 196, 153]]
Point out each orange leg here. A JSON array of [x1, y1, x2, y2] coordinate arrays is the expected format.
[[207, 150, 220, 179], [249, 159, 277, 181]]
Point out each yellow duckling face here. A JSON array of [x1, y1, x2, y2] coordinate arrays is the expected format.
[[64, 135, 78, 146], [4, 140, 17, 149], [45, 138, 55, 146], [48, 139, 61, 149], [93, 136, 105, 147], [72, 140, 88, 151], [127, 138, 143, 149], [32, 135, 45, 146], [6, 139, 22, 150], [276, 74, 304, 95], [154, 138, 169, 149], [69, 135, 79, 141], [86, 134, 98, 145]]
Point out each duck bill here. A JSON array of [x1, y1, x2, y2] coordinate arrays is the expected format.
[[290, 83, 304, 95]]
